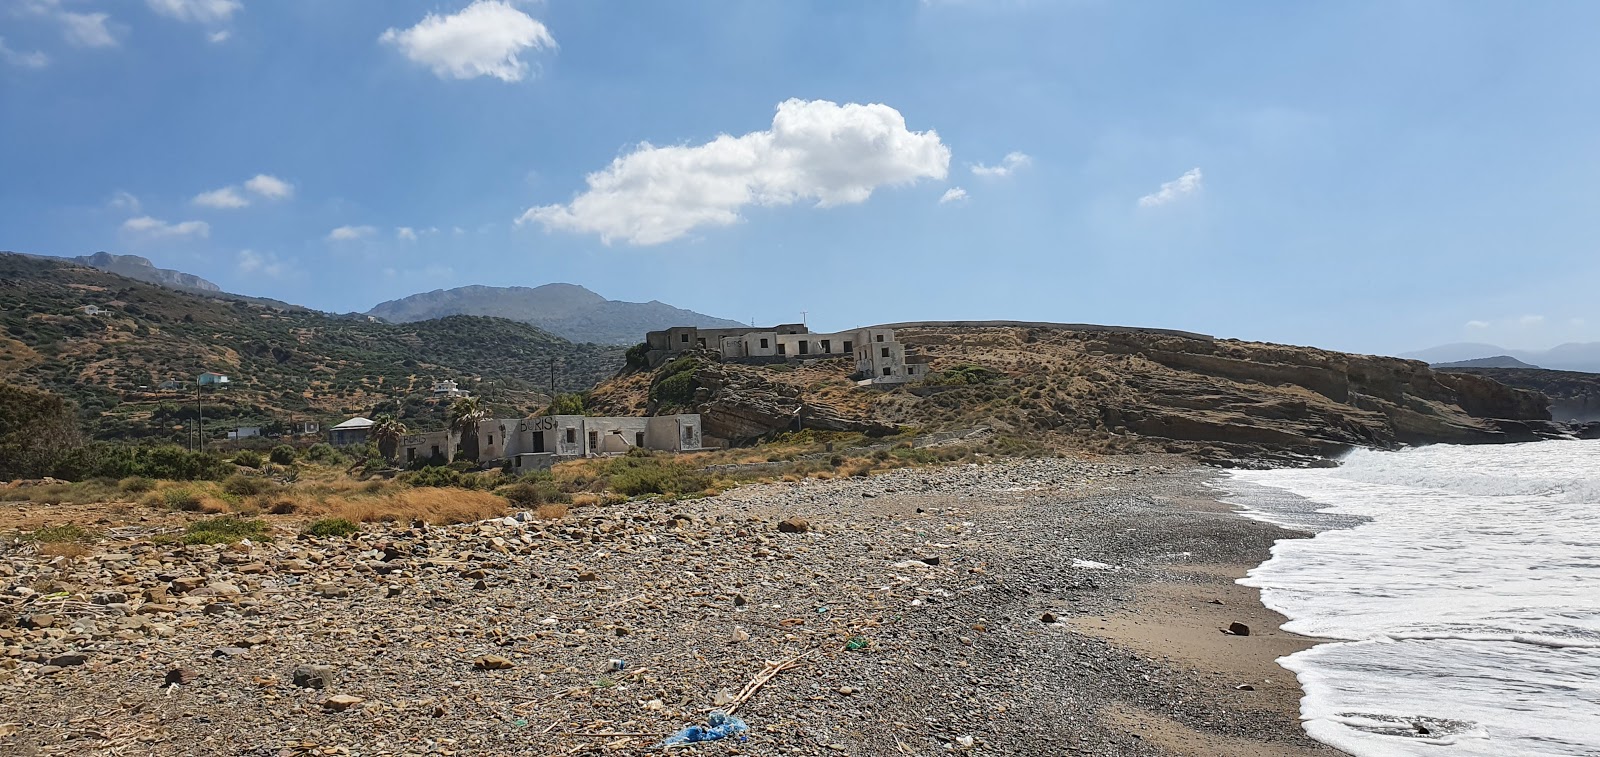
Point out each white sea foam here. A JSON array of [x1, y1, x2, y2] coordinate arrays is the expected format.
[[1226, 440, 1600, 757]]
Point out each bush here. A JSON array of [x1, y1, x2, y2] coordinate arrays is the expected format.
[[269, 445, 297, 465], [546, 393, 586, 416], [222, 473, 275, 496], [118, 476, 156, 493], [181, 516, 269, 545], [304, 443, 337, 462], [232, 450, 264, 469], [304, 518, 359, 538], [649, 357, 701, 408], [624, 342, 650, 370], [402, 465, 464, 488], [499, 480, 569, 506], [154, 486, 208, 511], [28, 523, 96, 543], [607, 458, 711, 497]]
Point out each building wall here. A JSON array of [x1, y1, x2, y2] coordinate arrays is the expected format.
[[397, 430, 454, 465], [475, 414, 703, 460]]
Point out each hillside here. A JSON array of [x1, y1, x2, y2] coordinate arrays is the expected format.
[[1431, 355, 1540, 369], [587, 324, 1565, 465], [1404, 342, 1600, 373], [68, 251, 221, 292], [367, 283, 746, 345], [0, 253, 623, 442], [1437, 367, 1600, 422]]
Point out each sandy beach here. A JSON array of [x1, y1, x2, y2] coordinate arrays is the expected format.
[[1, 456, 1339, 755]]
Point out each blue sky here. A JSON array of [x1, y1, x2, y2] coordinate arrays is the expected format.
[[3, 0, 1598, 355]]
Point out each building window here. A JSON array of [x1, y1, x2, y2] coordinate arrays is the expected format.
[[515, 457, 522, 468], [635, 432, 646, 448], [430, 445, 440, 458], [881, 347, 890, 358], [778, 344, 786, 355], [843, 341, 852, 352], [759, 338, 769, 348], [407, 448, 416, 462], [681, 333, 690, 343], [487, 434, 494, 445], [588, 430, 598, 450], [565, 428, 576, 444], [821, 340, 831, 353], [798, 340, 809, 355], [883, 367, 892, 376], [876, 334, 884, 342]]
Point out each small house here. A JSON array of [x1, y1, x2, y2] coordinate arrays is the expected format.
[[79, 305, 105, 316], [432, 380, 469, 398], [198, 372, 230, 387], [327, 416, 374, 447]]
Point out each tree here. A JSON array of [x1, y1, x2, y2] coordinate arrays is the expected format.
[[449, 396, 487, 462], [0, 385, 83, 479], [371, 414, 408, 461], [544, 392, 585, 416]]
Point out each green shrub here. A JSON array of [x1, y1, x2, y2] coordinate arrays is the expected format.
[[402, 465, 463, 488], [28, 523, 97, 543], [649, 356, 701, 408], [269, 445, 297, 465], [158, 486, 207, 511], [222, 474, 275, 496], [232, 450, 264, 469], [624, 342, 650, 370], [499, 480, 569, 506], [607, 457, 711, 497], [304, 443, 337, 462], [181, 516, 269, 544], [546, 393, 586, 416], [118, 476, 156, 493], [304, 518, 359, 538]]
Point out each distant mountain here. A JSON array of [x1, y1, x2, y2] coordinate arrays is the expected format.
[[367, 284, 747, 345], [67, 251, 221, 292], [1402, 342, 1600, 373], [1431, 355, 1541, 369]]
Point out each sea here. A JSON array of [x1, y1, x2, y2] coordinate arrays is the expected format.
[[1221, 439, 1600, 757]]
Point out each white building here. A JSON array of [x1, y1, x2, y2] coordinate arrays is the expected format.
[[649, 324, 929, 384], [475, 414, 703, 469], [431, 380, 469, 398]]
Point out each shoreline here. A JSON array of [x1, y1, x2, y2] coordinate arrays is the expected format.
[[0, 455, 1340, 755]]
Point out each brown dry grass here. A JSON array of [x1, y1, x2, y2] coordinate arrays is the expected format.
[[37, 542, 91, 558], [534, 503, 569, 520], [317, 488, 506, 525]]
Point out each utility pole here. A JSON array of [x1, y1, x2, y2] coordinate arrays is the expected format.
[[801, 310, 807, 328], [550, 360, 557, 397], [196, 384, 204, 453]]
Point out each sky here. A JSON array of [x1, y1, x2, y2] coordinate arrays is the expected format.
[[3, 0, 1599, 356]]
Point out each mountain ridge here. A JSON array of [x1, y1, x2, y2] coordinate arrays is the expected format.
[[367, 283, 747, 345], [1401, 342, 1600, 373]]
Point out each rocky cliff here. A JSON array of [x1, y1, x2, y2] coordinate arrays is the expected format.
[[588, 325, 1568, 465], [1438, 367, 1600, 423]]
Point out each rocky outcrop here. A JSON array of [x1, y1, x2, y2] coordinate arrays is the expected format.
[[1439, 367, 1600, 423], [689, 363, 896, 441]]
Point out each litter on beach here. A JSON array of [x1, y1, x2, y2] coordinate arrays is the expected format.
[[657, 711, 748, 747]]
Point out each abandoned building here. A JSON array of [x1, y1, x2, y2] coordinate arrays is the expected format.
[[327, 416, 375, 447], [477, 414, 703, 470], [645, 324, 929, 384]]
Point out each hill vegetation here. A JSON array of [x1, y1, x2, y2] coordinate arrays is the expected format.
[[0, 253, 624, 443]]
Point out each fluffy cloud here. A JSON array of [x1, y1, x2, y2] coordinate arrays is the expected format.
[[236, 249, 287, 277], [193, 186, 249, 209], [970, 152, 1031, 178], [1465, 320, 1490, 329], [379, 0, 555, 83], [939, 187, 968, 204], [520, 99, 950, 245], [146, 0, 241, 25], [0, 37, 49, 69], [122, 216, 209, 239], [108, 190, 141, 212], [396, 227, 418, 241], [208, 30, 229, 43], [1138, 167, 1203, 208], [327, 225, 376, 241], [60, 12, 118, 48], [1519, 314, 1546, 326], [243, 174, 293, 200]]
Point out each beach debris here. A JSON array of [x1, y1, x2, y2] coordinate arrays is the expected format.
[[162, 667, 198, 687], [1209, 599, 1225, 605], [1225, 622, 1251, 636], [1040, 612, 1058, 624], [731, 626, 750, 642], [843, 637, 871, 652], [657, 711, 748, 747], [954, 735, 975, 747], [608, 658, 627, 672], [1235, 684, 1255, 691]]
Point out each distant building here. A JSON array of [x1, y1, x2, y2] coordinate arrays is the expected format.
[[227, 427, 261, 441], [431, 380, 469, 398], [157, 378, 183, 391], [397, 430, 454, 466], [79, 305, 105, 316], [327, 416, 374, 447], [296, 420, 320, 435], [645, 324, 929, 384], [198, 372, 231, 387], [473, 414, 703, 470]]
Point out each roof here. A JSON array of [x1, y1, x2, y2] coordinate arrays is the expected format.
[[330, 417, 375, 430]]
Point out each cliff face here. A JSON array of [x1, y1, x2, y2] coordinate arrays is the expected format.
[[588, 325, 1566, 465], [1439, 367, 1600, 423]]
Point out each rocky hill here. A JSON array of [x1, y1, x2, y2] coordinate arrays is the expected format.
[[1431, 355, 1540, 369], [1437, 366, 1600, 423], [1405, 341, 1600, 373], [587, 325, 1567, 466], [367, 283, 746, 345], [67, 251, 221, 292], [0, 253, 623, 442]]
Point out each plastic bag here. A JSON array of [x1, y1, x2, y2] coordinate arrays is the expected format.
[[657, 711, 748, 747]]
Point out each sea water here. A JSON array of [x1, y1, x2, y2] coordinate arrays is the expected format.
[[1223, 440, 1600, 757]]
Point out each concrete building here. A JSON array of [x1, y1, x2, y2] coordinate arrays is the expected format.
[[644, 324, 929, 384], [198, 372, 230, 387], [396, 430, 454, 466], [327, 416, 374, 447], [431, 380, 469, 398], [474, 414, 703, 469]]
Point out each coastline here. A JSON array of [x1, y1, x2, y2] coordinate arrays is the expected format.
[[0, 456, 1339, 755]]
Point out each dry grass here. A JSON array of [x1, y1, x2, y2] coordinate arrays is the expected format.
[[37, 542, 91, 558], [569, 492, 601, 507], [534, 503, 569, 520], [318, 487, 506, 525]]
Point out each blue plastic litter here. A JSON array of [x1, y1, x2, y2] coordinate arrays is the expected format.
[[657, 711, 749, 747]]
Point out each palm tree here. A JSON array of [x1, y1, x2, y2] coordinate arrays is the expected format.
[[449, 396, 488, 462], [371, 414, 408, 461]]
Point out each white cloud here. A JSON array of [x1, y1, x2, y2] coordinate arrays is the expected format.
[[60, 12, 118, 48], [939, 187, 968, 204], [1465, 320, 1490, 329], [379, 0, 555, 83], [145, 0, 241, 25], [208, 30, 229, 43], [970, 151, 1031, 178], [243, 173, 293, 200], [327, 225, 376, 241], [0, 37, 49, 69], [1138, 167, 1203, 208], [520, 98, 950, 245], [192, 186, 249, 209], [122, 216, 209, 239], [1518, 314, 1545, 326], [236, 249, 287, 278], [396, 227, 418, 241], [108, 190, 141, 212]]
